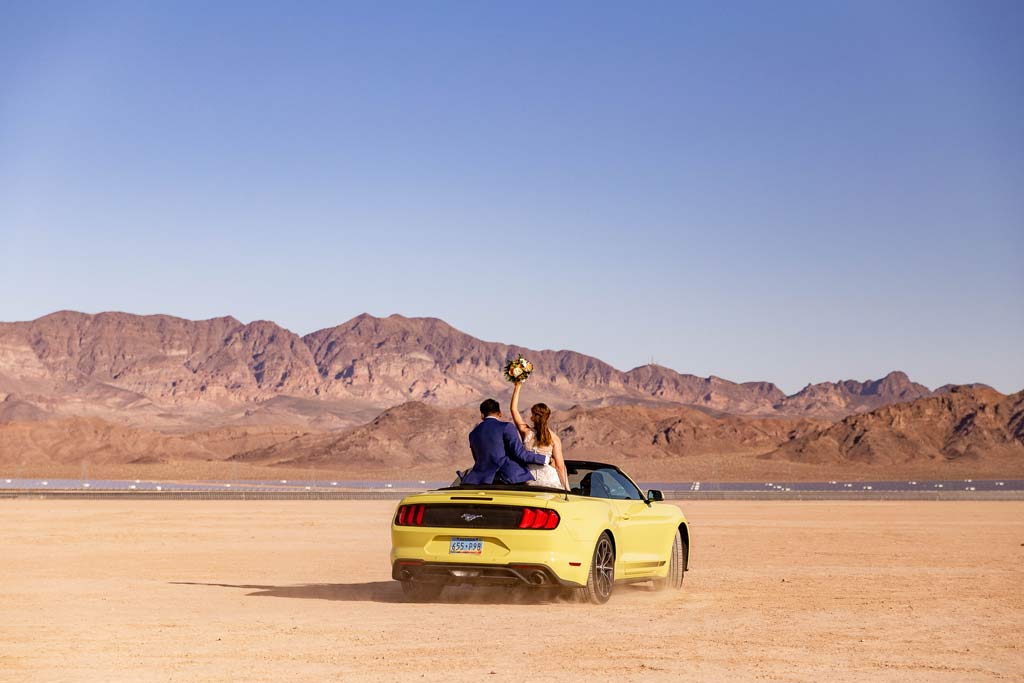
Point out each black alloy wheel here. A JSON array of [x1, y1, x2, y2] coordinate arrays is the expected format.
[[654, 529, 686, 590], [577, 532, 615, 604]]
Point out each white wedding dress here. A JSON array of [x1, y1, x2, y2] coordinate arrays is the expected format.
[[524, 431, 563, 489]]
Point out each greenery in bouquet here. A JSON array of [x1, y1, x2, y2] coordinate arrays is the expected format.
[[504, 354, 534, 383]]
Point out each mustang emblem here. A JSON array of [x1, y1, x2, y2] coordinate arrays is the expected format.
[[461, 513, 483, 522]]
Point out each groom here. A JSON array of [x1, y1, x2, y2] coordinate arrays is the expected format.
[[461, 398, 550, 485]]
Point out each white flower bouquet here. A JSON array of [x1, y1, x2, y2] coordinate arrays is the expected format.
[[504, 354, 534, 383]]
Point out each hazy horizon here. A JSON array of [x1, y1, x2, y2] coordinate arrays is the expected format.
[[2, 2, 1022, 395]]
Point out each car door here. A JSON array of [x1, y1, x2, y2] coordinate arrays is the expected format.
[[592, 469, 673, 578], [615, 500, 678, 577]]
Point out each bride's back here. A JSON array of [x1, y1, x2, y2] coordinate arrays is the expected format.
[[523, 429, 553, 456]]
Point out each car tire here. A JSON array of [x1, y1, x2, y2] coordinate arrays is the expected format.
[[400, 581, 444, 602], [576, 532, 615, 604], [654, 529, 686, 591]]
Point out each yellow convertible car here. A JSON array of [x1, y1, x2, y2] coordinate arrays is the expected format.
[[390, 460, 689, 603]]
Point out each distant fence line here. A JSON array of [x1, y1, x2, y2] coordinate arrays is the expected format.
[[2, 490, 1022, 501]]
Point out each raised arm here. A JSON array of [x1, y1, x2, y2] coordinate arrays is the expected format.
[[509, 382, 529, 438], [551, 434, 568, 490], [502, 422, 547, 466]]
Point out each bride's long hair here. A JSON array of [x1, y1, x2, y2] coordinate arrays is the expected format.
[[530, 403, 553, 447]]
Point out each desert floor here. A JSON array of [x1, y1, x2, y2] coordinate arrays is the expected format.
[[1, 501, 1022, 683]]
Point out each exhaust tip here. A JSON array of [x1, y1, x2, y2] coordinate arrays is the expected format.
[[528, 571, 547, 586]]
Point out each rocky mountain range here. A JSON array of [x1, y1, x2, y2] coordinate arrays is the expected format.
[[0, 310, 1018, 478], [765, 386, 1024, 466], [0, 310, 974, 422], [771, 371, 934, 420], [227, 387, 1023, 475], [229, 401, 827, 470]]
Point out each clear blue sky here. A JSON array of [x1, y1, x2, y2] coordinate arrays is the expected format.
[[1, 1, 1021, 394]]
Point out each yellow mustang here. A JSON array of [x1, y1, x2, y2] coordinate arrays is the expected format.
[[390, 460, 689, 603]]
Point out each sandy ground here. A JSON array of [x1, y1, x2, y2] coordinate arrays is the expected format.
[[1, 501, 1021, 683]]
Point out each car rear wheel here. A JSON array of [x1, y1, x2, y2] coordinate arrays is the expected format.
[[400, 581, 444, 602], [654, 529, 686, 590], [576, 532, 615, 604]]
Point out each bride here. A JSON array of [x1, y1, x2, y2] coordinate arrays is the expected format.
[[510, 381, 568, 489]]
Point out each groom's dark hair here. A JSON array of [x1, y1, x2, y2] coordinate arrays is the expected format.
[[479, 398, 500, 416]]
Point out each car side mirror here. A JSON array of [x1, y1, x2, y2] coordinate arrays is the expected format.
[[647, 489, 664, 503]]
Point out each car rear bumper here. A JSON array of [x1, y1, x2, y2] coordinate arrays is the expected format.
[[390, 524, 596, 585], [392, 560, 583, 588]]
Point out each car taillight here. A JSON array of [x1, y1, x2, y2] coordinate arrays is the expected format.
[[517, 507, 560, 530], [395, 504, 427, 526]]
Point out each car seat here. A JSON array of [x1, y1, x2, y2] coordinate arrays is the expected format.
[[591, 472, 613, 498], [578, 472, 613, 498]]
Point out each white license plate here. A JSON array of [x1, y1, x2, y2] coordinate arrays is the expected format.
[[449, 537, 483, 554]]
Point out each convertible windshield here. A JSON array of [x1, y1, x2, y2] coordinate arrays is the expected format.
[[566, 463, 643, 500]]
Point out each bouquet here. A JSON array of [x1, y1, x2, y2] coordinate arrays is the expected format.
[[504, 354, 534, 383]]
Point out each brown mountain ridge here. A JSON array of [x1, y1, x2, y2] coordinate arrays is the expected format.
[[0, 310, 964, 424], [765, 386, 1024, 466], [1, 310, 1017, 479]]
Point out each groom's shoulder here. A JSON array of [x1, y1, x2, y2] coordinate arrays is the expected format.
[[470, 418, 498, 434], [474, 417, 509, 432]]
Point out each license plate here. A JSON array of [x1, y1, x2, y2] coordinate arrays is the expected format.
[[449, 537, 483, 554]]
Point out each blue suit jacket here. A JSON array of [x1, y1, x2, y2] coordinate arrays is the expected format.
[[462, 417, 547, 485]]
